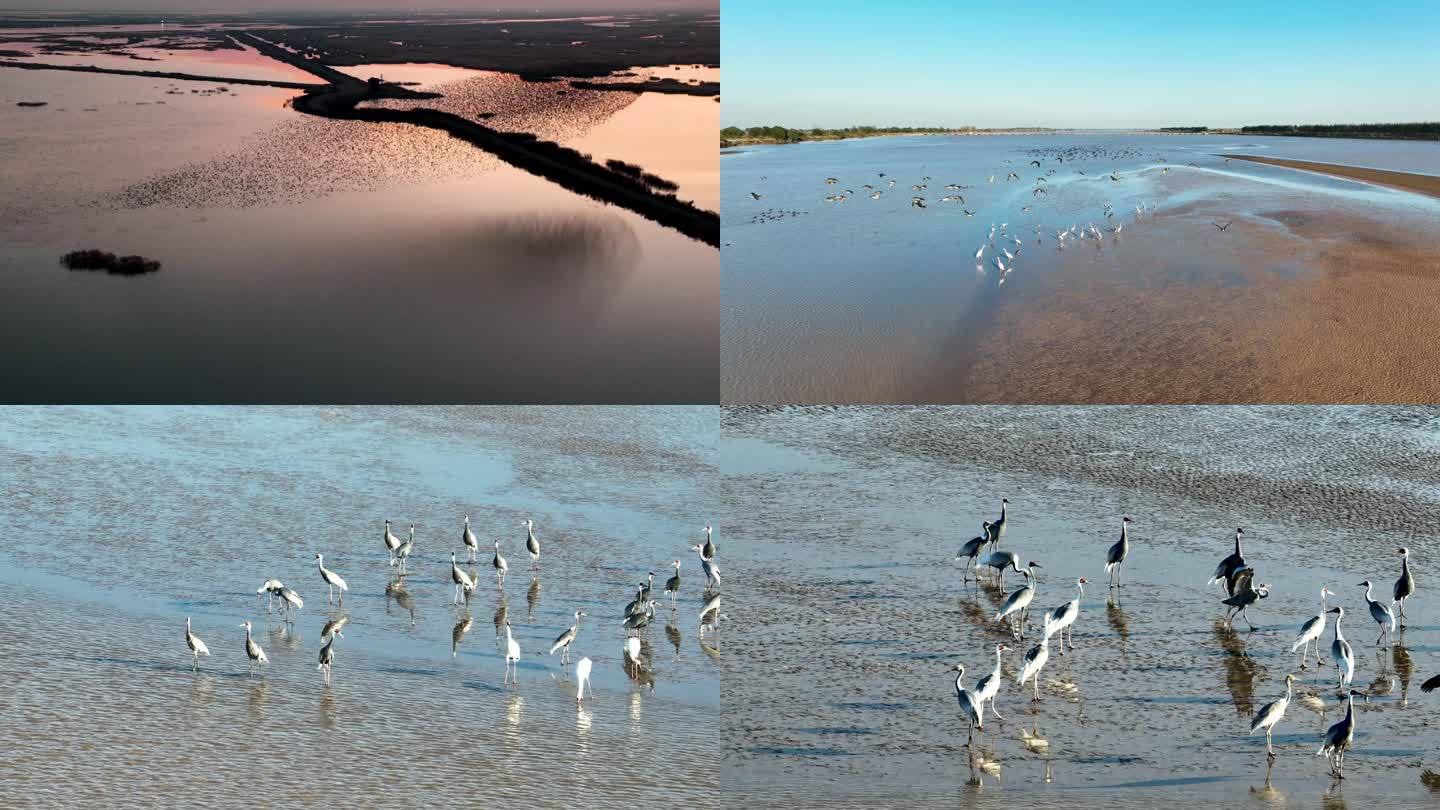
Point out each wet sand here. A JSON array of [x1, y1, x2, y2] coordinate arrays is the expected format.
[[722, 405, 1440, 809], [1226, 154, 1440, 199]]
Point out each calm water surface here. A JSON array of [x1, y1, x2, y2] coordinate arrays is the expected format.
[[0, 58, 717, 402], [0, 406, 720, 806], [722, 405, 1440, 809]]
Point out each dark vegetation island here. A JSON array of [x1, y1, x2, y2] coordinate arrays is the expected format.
[[61, 249, 161, 276], [720, 125, 1058, 147]]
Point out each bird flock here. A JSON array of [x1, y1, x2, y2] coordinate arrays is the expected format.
[[949, 499, 1430, 780], [739, 142, 1251, 286], [181, 517, 721, 704]]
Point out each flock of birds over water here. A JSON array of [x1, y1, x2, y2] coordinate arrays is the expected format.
[[949, 498, 1438, 780], [739, 144, 1245, 284], [181, 518, 722, 704]]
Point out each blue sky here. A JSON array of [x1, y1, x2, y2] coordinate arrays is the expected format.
[[722, 0, 1440, 129]]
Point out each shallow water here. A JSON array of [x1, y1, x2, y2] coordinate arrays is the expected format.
[[721, 405, 1440, 808], [0, 58, 717, 402], [0, 406, 720, 806], [721, 134, 1440, 403]]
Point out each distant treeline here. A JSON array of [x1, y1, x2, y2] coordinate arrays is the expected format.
[[721, 125, 964, 145], [1240, 122, 1440, 140], [1159, 126, 1208, 133]]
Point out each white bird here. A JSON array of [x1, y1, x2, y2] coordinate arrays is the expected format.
[[503, 620, 521, 684], [994, 562, 1042, 638], [185, 617, 210, 672], [240, 620, 268, 676], [451, 551, 476, 604], [575, 657, 593, 703], [625, 635, 642, 669], [257, 579, 284, 612], [1317, 689, 1367, 778], [462, 513, 479, 563], [383, 519, 402, 565], [1046, 577, 1087, 653], [523, 519, 540, 569], [949, 663, 983, 745], [549, 610, 587, 663], [492, 539, 509, 587], [699, 592, 721, 633], [972, 643, 1008, 721], [1016, 614, 1055, 702], [692, 544, 721, 589], [1359, 579, 1396, 646], [981, 548, 1022, 592], [1250, 673, 1296, 760], [975, 244, 986, 260], [1291, 587, 1334, 669], [1329, 606, 1354, 689], [315, 553, 348, 604], [277, 586, 303, 617]]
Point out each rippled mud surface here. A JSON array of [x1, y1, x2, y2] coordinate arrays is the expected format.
[[721, 406, 1440, 808], [0, 407, 719, 806]]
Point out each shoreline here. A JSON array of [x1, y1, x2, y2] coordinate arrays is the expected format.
[[1223, 154, 1440, 198]]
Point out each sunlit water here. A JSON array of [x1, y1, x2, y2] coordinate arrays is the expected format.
[[0, 406, 720, 806], [721, 134, 1440, 403], [0, 60, 717, 402], [722, 405, 1440, 809]]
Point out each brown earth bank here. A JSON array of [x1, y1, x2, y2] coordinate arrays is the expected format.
[[1224, 155, 1440, 198]]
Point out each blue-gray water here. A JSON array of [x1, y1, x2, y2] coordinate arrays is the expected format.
[[721, 134, 1440, 403], [0, 406, 719, 806], [721, 405, 1440, 809]]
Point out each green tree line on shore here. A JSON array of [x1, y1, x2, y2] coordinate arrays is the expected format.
[[1240, 122, 1440, 140], [720, 124, 966, 144]]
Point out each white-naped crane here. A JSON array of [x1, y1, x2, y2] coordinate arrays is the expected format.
[[956, 523, 991, 582], [1105, 516, 1133, 589], [1209, 528, 1246, 595], [523, 518, 540, 570], [461, 514, 479, 563], [1329, 606, 1355, 689], [492, 539, 509, 587], [1222, 568, 1269, 630], [549, 610, 587, 664], [1250, 673, 1296, 760], [1394, 547, 1416, 625], [949, 662, 983, 746], [383, 519, 402, 566], [240, 620, 267, 676], [450, 551, 476, 604], [1318, 688, 1368, 778], [185, 617, 210, 672], [1359, 579, 1396, 646], [315, 553, 348, 604], [1291, 587, 1334, 669]]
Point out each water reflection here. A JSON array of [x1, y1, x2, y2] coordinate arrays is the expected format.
[[385, 579, 416, 625], [189, 673, 214, 711], [1393, 635, 1414, 705], [665, 621, 682, 661], [452, 613, 473, 657], [527, 576, 541, 622], [1106, 593, 1130, 647], [268, 621, 302, 653], [1249, 761, 1286, 807], [321, 613, 349, 639], [1214, 618, 1263, 716], [247, 678, 268, 723], [493, 596, 509, 644], [319, 687, 337, 730]]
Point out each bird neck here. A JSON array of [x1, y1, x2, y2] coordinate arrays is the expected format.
[[1234, 532, 1242, 555]]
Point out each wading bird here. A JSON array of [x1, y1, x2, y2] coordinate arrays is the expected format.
[[1047, 577, 1086, 654], [1210, 528, 1246, 594], [393, 524, 416, 574], [1017, 615, 1054, 702], [988, 498, 1010, 543], [1105, 516, 1133, 589], [956, 523, 991, 581], [383, 519, 402, 566], [1213, 221, 1231, 231], [550, 610, 587, 664], [1318, 689, 1368, 778], [1250, 673, 1296, 760], [702, 525, 716, 560], [258, 579, 284, 612], [995, 562, 1042, 638], [315, 553, 348, 605], [318, 629, 343, 682], [1222, 569, 1269, 630], [1359, 579, 1396, 646], [949, 663, 983, 745], [240, 620, 267, 676], [461, 513, 479, 563], [185, 617, 209, 672], [575, 657, 593, 703], [503, 620, 521, 684], [1292, 587, 1335, 669], [492, 539, 509, 587], [1395, 547, 1416, 625], [664, 560, 682, 608], [624, 635, 642, 670], [981, 547, 1023, 593], [1330, 607, 1355, 689], [523, 519, 540, 570], [973, 643, 1008, 721], [451, 551, 476, 605], [277, 586, 303, 619]]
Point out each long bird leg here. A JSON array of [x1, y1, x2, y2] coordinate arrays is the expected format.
[[1266, 728, 1274, 759], [1243, 608, 1256, 631], [990, 698, 1005, 721], [1032, 678, 1041, 702]]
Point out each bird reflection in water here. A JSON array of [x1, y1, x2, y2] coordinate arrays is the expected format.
[[385, 579, 416, 626], [699, 635, 720, 661], [665, 621, 682, 661], [321, 613, 349, 640], [189, 673, 214, 711], [1214, 618, 1263, 717], [628, 690, 644, 730], [505, 693, 524, 729], [494, 596, 509, 646], [268, 621, 302, 653], [247, 678, 268, 723], [1392, 633, 1414, 706], [1106, 593, 1130, 649], [527, 577, 541, 622], [319, 687, 337, 730], [452, 613, 473, 657], [1249, 760, 1285, 806], [1320, 781, 1348, 810]]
